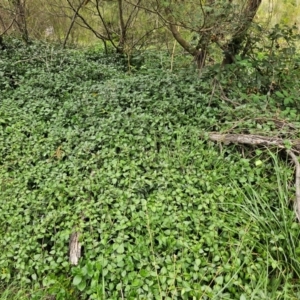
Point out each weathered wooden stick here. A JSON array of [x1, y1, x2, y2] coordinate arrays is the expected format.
[[209, 133, 300, 152], [69, 232, 81, 266]]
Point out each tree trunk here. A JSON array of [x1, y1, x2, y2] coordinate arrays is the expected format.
[[12, 0, 29, 44], [162, 0, 262, 68], [165, 7, 204, 68], [117, 0, 126, 53], [222, 0, 262, 64]]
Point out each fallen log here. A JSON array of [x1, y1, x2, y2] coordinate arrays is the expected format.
[[208, 132, 300, 222], [209, 133, 300, 152]]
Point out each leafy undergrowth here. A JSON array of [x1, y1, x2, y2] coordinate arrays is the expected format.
[[1, 40, 300, 299]]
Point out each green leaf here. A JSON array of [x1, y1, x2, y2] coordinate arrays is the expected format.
[[255, 160, 262, 166], [81, 265, 88, 276], [73, 275, 82, 286], [275, 91, 284, 98], [116, 244, 124, 254], [140, 269, 150, 278], [195, 258, 201, 266], [31, 273, 37, 281], [132, 279, 142, 287], [215, 276, 224, 285], [77, 279, 87, 292], [87, 262, 94, 277]]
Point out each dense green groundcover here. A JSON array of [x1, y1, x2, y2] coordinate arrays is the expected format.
[[1, 39, 300, 299]]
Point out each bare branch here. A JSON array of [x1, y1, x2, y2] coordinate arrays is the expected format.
[[117, 0, 126, 51], [0, 17, 16, 36], [66, 0, 109, 42], [63, 0, 86, 48]]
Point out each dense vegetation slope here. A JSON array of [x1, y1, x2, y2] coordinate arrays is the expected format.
[[1, 39, 300, 299]]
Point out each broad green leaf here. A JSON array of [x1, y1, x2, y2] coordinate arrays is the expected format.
[[73, 275, 82, 286], [77, 280, 87, 292], [117, 244, 124, 254]]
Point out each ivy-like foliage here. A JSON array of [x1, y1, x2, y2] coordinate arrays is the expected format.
[[1, 39, 300, 299]]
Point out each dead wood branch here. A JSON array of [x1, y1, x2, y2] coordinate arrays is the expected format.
[[209, 133, 300, 152], [208, 132, 300, 221], [69, 232, 81, 266]]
